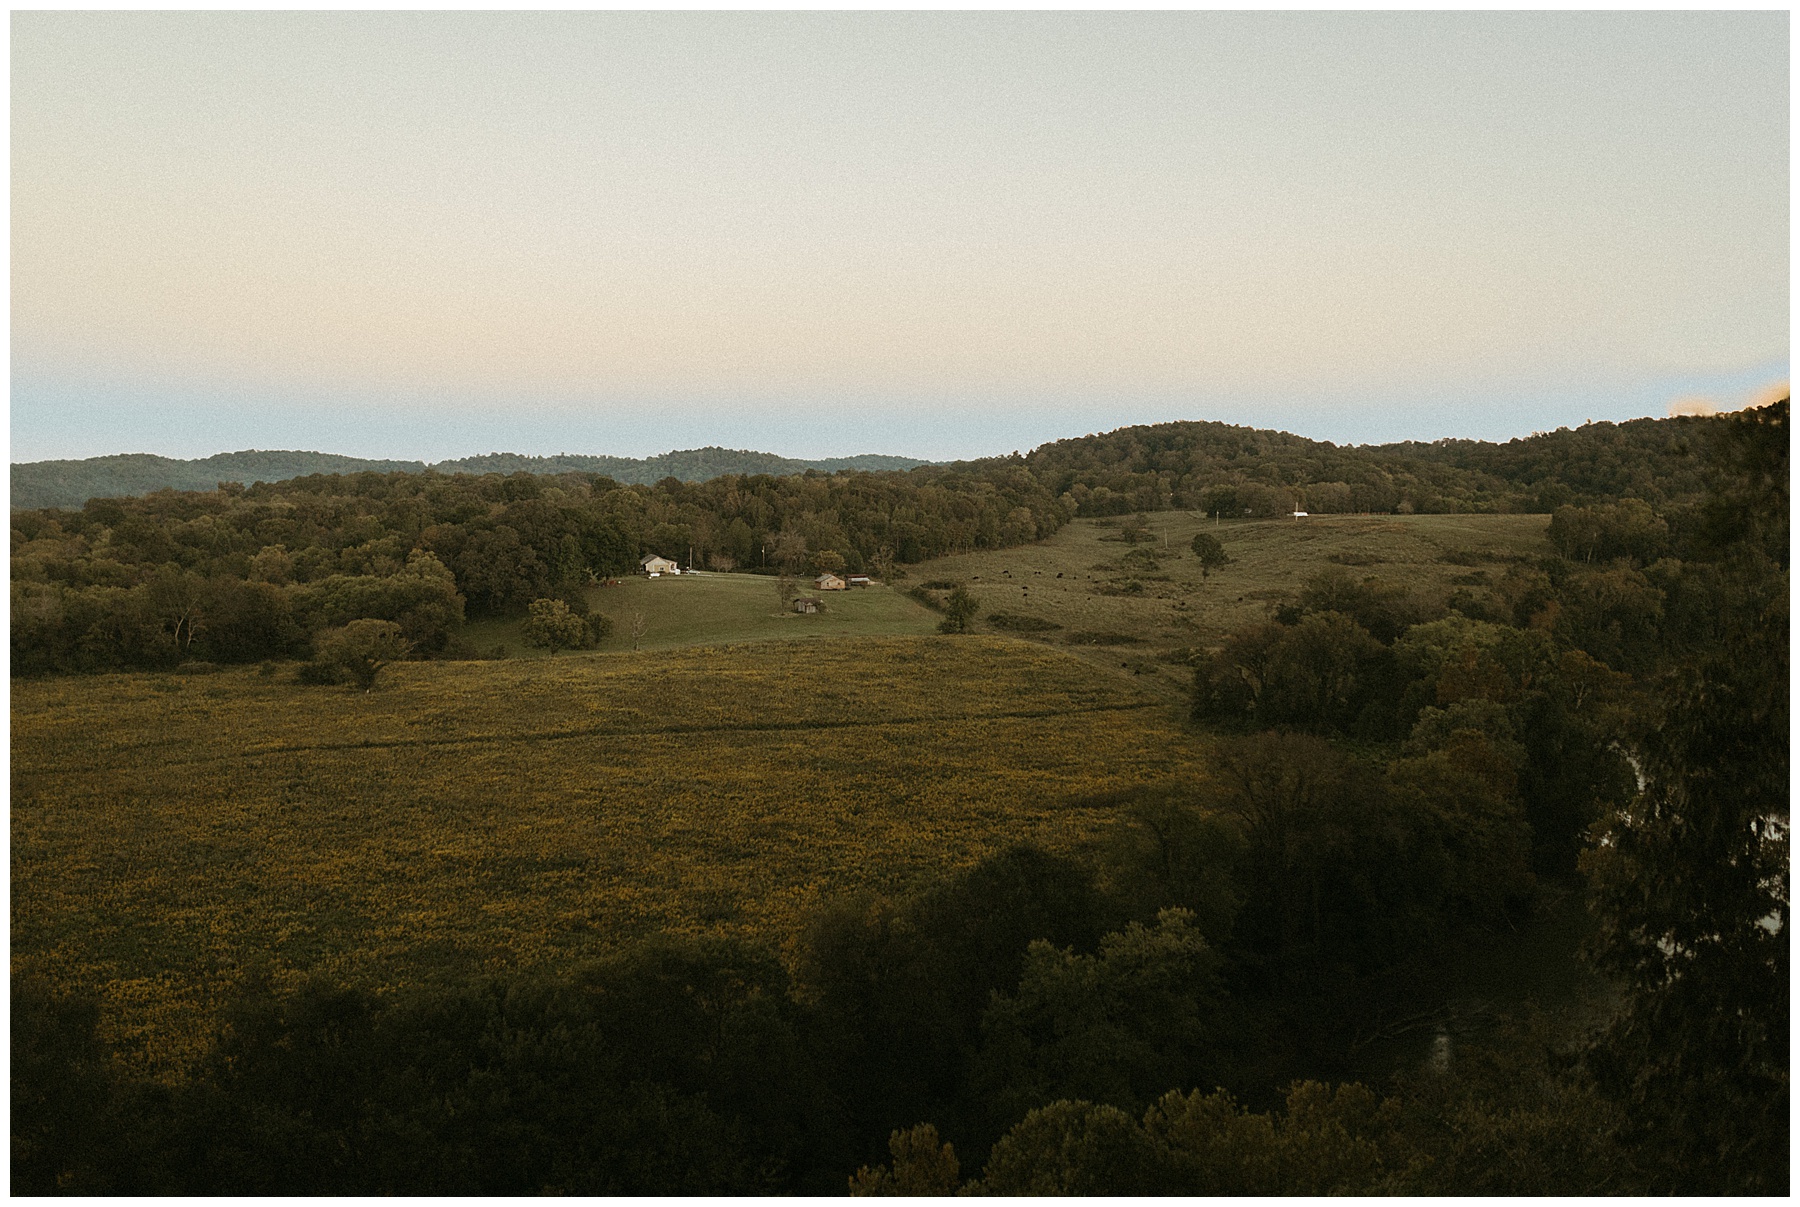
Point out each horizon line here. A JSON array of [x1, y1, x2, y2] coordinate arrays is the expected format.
[[17, 405, 1782, 472]]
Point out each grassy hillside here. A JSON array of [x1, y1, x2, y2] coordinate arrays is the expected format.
[[464, 572, 942, 656], [468, 513, 1551, 692], [13, 637, 1204, 1073], [901, 512, 1553, 696]]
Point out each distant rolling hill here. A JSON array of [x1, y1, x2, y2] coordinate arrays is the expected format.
[[11, 446, 933, 510], [11, 451, 431, 511], [433, 448, 930, 481]]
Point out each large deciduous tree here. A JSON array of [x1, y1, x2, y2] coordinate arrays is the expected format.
[[521, 597, 591, 656], [1581, 645, 1787, 1193], [938, 588, 978, 635], [975, 910, 1224, 1124], [1580, 396, 1788, 1194], [1190, 532, 1228, 578], [314, 619, 411, 690]]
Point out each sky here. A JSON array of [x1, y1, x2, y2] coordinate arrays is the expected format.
[[11, 10, 1790, 464]]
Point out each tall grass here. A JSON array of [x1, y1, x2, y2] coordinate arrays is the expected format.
[[13, 636, 1206, 1073]]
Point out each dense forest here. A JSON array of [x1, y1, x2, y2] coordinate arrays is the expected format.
[[998, 412, 1718, 517], [11, 460, 1062, 675], [12, 404, 1788, 1194]]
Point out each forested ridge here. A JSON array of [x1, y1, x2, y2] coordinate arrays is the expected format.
[[990, 412, 1718, 517], [17, 411, 1717, 517], [11, 446, 932, 511], [11, 450, 432, 511], [12, 404, 1787, 1194]]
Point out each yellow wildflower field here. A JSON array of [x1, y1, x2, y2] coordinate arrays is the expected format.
[[13, 636, 1209, 1072]]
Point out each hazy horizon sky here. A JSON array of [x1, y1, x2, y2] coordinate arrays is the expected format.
[[12, 11, 1789, 463]]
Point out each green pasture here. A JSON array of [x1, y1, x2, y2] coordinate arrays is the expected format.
[[911, 512, 1554, 696], [460, 514, 1551, 689], [461, 571, 942, 657]]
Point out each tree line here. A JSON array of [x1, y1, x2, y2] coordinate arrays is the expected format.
[[13, 410, 1754, 678], [11, 462, 1067, 675]]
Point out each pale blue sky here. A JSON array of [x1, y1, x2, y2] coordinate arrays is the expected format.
[[12, 11, 1789, 462]]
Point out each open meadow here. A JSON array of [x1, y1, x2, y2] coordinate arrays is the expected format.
[[913, 512, 1554, 697], [464, 514, 1553, 688], [13, 635, 1207, 1074], [462, 570, 942, 656]]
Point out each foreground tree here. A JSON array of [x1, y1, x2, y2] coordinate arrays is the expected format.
[[1580, 397, 1789, 1194], [1580, 611, 1788, 1193], [978, 1099, 1158, 1194], [12, 976, 121, 1194], [1584, 654, 1778, 1194], [975, 910, 1224, 1125], [970, 1081, 1410, 1195], [848, 1124, 961, 1195]]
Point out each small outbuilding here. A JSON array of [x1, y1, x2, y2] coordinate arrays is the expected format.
[[847, 574, 873, 587], [794, 597, 824, 614], [815, 572, 847, 591]]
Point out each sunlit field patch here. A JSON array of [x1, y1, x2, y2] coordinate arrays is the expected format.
[[13, 635, 1208, 1073]]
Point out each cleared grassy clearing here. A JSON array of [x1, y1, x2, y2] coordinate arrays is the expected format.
[[911, 513, 1553, 696], [456, 517, 1548, 686], [13, 636, 1205, 1073], [460, 571, 940, 657]]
